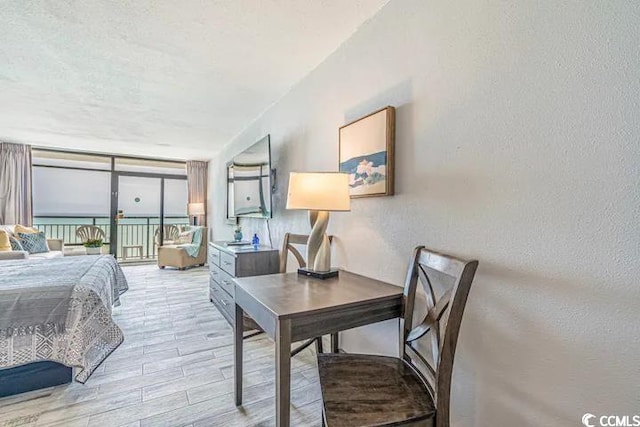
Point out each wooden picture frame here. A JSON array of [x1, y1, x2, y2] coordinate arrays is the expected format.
[[339, 106, 395, 198]]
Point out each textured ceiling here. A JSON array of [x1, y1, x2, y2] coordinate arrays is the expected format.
[[0, 0, 388, 159]]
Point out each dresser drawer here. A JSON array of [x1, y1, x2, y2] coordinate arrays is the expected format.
[[217, 268, 236, 297], [208, 241, 280, 329], [208, 248, 221, 266], [219, 251, 236, 275], [210, 264, 235, 297], [210, 265, 222, 285], [210, 283, 234, 323]]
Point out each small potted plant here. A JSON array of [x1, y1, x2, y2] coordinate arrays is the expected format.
[[233, 226, 243, 242], [84, 238, 103, 255]]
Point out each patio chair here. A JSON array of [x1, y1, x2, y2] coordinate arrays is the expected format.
[[75, 225, 105, 243], [154, 224, 181, 246]]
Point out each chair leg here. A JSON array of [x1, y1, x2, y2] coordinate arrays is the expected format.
[[315, 336, 324, 354]]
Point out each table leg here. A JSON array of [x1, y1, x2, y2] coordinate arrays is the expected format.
[[331, 332, 339, 353], [234, 303, 244, 406], [275, 318, 292, 427]]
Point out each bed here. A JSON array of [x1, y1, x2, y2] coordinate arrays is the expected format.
[[0, 255, 128, 396]]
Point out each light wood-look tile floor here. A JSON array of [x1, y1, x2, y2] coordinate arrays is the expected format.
[[0, 265, 322, 427]]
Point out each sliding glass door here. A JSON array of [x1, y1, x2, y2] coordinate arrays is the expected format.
[[113, 175, 161, 260], [163, 178, 189, 242], [111, 174, 188, 261], [31, 149, 188, 261]]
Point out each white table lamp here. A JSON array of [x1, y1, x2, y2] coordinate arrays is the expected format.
[[188, 202, 205, 226], [286, 172, 350, 278]]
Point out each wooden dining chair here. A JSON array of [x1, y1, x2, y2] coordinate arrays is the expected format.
[[75, 225, 105, 243], [280, 232, 333, 356], [317, 246, 479, 427]]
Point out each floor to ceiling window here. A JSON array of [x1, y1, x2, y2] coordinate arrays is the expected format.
[[32, 149, 188, 261]]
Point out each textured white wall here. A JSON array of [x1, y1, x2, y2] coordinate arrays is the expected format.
[[208, 1, 640, 425]]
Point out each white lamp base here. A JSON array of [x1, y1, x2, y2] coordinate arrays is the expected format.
[[306, 210, 331, 272]]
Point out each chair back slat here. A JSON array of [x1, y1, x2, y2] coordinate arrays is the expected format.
[[417, 250, 468, 279], [406, 287, 452, 343], [76, 225, 105, 243], [406, 341, 437, 398], [280, 233, 333, 273], [400, 246, 478, 427]]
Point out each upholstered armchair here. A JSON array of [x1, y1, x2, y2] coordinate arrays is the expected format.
[[157, 227, 207, 270]]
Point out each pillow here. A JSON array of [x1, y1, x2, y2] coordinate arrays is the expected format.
[[9, 236, 24, 251], [15, 224, 39, 234], [18, 232, 50, 254], [0, 230, 11, 252], [176, 230, 194, 244]]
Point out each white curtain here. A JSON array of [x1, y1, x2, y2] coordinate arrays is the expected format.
[[186, 160, 208, 226], [0, 142, 32, 226]]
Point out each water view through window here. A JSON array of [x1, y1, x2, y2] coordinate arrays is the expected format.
[[32, 149, 188, 260]]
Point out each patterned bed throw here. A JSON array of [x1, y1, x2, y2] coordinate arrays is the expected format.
[[0, 255, 128, 383]]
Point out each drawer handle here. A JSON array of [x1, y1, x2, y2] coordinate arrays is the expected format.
[[219, 298, 228, 306], [223, 261, 232, 266]]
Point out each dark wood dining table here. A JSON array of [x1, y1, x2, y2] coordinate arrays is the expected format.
[[233, 270, 404, 427]]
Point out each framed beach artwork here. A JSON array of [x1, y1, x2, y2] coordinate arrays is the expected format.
[[339, 106, 395, 198]]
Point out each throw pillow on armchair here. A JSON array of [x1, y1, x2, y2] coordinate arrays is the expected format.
[[175, 231, 194, 245]]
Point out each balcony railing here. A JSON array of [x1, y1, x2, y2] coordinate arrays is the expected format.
[[33, 216, 190, 261]]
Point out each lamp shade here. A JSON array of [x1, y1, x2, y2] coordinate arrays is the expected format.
[[188, 202, 206, 216], [286, 172, 351, 211]]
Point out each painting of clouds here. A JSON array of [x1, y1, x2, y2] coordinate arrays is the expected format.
[[339, 106, 395, 198]]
